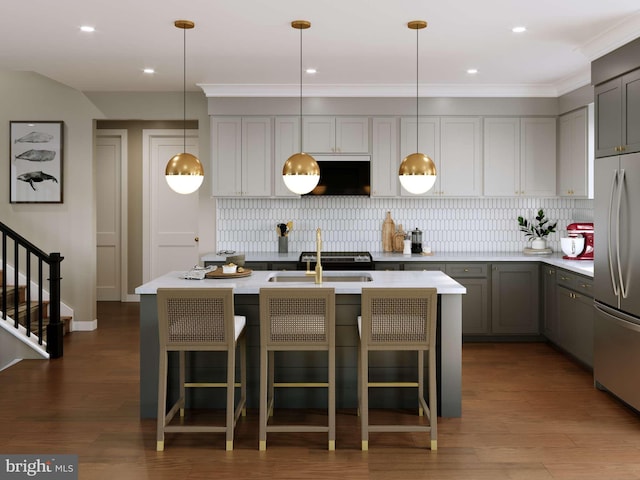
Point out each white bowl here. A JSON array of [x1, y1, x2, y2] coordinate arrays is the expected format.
[[222, 263, 237, 274], [561, 237, 585, 258]]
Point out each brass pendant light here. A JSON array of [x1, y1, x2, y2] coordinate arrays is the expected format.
[[165, 19, 204, 195], [282, 20, 320, 195], [398, 20, 437, 195]]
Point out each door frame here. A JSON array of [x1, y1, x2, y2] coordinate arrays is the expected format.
[[95, 129, 133, 302]]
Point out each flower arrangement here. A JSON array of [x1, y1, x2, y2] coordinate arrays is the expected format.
[[517, 209, 558, 240]]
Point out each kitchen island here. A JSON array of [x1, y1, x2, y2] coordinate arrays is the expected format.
[[135, 269, 465, 418]]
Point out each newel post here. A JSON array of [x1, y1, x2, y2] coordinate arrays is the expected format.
[[46, 252, 64, 358]]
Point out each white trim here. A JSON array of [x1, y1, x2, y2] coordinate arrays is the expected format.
[[124, 294, 140, 303], [71, 319, 98, 331], [0, 316, 49, 358], [198, 82, 562, 98], [96, 129, 129, 302]]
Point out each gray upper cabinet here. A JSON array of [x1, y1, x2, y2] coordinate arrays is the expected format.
[[438, 117, 482, 197], [302, 116, 369, 154], [370, 117, 399, 197], [399, 117, 440, 197], [211, 116, 272, 197], [483, 117, 556, 197], [273, 116, 301, 198], [595, 69, 640, 158], [558, 107, 589, 198]]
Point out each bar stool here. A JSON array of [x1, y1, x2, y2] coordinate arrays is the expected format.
[[258, 288, 336, 451], [358, 287, 438, 451], [156, 288, 246, 451]]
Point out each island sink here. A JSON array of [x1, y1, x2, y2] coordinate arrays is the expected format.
[[267, 271, 373, 283]]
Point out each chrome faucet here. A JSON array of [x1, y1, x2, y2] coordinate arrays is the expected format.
[[315, 227, 323, 284]]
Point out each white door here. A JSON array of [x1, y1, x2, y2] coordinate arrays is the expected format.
[[96, 130, 127, 301], [142, 129, 200, 282]]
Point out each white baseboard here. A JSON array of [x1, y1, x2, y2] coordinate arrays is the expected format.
[[124, 294, 140, 303], [71, 319, 98, 332]]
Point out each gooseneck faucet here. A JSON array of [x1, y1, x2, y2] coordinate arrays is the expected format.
[[315, 227, 323, 284]]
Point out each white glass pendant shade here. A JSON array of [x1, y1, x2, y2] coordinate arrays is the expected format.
[[398, 152, 437, 194], [165, 152, 204, 194], [282, 152, 320, 195]]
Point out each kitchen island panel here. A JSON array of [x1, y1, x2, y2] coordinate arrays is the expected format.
[[137, 271, 464, 418]]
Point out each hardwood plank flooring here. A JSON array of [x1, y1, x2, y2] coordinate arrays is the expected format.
[[1, 301, 639, 479]]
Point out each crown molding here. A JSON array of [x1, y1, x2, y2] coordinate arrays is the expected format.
[[554, 68, 592, 97], [198, 83, 560, 98], [579, 12, 640, 61]]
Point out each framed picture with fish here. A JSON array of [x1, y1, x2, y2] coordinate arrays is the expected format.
[[10, 121, 63, 203]]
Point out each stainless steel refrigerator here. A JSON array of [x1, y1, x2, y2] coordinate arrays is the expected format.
[[594, 151, 640, 412]]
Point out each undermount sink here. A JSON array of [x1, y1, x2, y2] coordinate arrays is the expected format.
[[267, 271, 373, 283]]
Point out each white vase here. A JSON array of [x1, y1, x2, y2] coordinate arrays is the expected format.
[[531, 237, 547, 250]]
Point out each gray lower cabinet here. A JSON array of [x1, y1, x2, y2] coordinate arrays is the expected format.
[[403, 262, 446, 271], [375, 262, 401, 271], [553, 269, 594, 368], [490, 263, 540, 335], [270, 261, 298, 271], [445, 264, 490, 335], [542, 265, 558, 342]]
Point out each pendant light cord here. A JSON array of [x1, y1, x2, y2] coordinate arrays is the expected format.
[[183, 25, 187, 154], [300, 26, 302, 122], [416, 25, 419, 154]]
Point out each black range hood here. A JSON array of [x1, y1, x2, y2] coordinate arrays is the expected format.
[[304, 156, 370, 196]]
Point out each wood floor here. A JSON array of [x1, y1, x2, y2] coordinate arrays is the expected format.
[[1, 302, 640, 479]]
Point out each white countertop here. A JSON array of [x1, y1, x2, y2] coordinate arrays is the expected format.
[[201, 251, 594, 278], [135, 269, 466, 295], [372, 251, 594, 277]]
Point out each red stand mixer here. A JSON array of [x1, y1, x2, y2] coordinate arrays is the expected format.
[[562, 222, 594, 260]]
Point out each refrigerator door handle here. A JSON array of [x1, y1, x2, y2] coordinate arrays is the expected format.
[[608, 169, 620, 297], [617, 169, 628, 299]]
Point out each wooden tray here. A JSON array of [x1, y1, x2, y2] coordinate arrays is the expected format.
[[205, 268, 253, 279]]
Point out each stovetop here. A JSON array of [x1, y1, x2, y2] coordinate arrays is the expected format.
[[299, 251, 372, 263]]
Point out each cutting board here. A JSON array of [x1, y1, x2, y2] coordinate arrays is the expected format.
[[205, 268, 253, 279]]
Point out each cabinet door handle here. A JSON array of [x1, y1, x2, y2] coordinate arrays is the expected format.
[[464, 268, 469, 272]]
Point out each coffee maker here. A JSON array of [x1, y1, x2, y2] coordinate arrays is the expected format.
[[564, 222, 594, 260], [411, 228, 423, 253]]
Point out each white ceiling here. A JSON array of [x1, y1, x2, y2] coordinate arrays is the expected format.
[[2, 0, 640, 97]]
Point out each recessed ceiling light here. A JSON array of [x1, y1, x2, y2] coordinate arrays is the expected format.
[[80, 25, 95, 33], [305, 68, 317, 74], [467, 68, 478, 75], [512, 26, 527, 33], [143, 68, 155, 74]]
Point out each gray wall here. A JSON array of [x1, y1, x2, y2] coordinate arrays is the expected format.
[[0, 71, 104, 325]]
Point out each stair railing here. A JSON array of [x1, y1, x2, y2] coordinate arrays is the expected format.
[[1, 221, 64, 358]]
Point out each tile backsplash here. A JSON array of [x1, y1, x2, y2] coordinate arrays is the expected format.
[[216, 197, 594, 254]]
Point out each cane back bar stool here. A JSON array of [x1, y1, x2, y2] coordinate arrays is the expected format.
[[156, 288, 247, 451], [358, 287, 438, 451], [258, 288, 336, 451]]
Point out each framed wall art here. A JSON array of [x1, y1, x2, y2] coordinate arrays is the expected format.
[[10, 121, 64, 204]]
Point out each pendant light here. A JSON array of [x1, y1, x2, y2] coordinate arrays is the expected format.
[[282, 20, 320, 195], [165, 20, 204, 195], [398, 20, 437, 195]]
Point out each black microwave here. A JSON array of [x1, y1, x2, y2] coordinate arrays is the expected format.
[[304, 157, 371, 196]]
